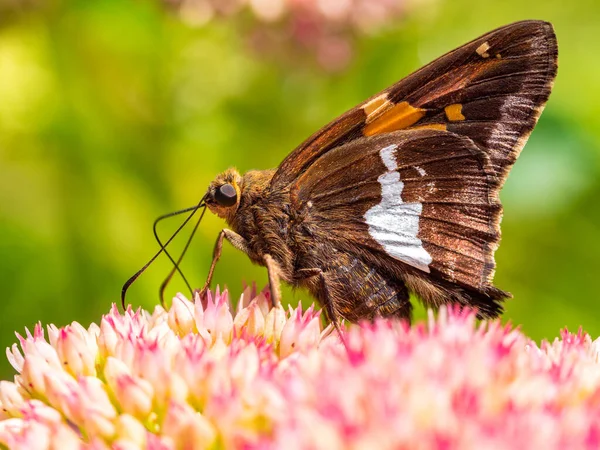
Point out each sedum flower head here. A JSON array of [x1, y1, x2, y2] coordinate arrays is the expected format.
[[2, 286, 600, 449]]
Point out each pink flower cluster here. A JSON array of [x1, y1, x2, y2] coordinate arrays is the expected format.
[[2, 287, 600, 449], [165, 0, 417, 71]]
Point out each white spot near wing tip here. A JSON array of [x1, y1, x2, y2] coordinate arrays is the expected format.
[[476, 41, 491, 58], [365, 144, 433, 273], [415, 166, 426, 177]]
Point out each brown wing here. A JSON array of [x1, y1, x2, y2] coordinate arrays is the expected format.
[[294, 130, 501, 293], [271, 20, 557, 189]]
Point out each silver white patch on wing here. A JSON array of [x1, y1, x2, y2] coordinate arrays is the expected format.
[[364, 144, 433, 273]]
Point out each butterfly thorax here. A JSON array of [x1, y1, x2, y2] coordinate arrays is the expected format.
[[224, 169, 297, 282]]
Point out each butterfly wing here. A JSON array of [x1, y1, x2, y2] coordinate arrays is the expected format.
[[271, 20, 557, 189], [294, 129, 501, 295]]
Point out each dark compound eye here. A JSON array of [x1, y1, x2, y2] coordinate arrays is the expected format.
[[215, 183, 237, 207]]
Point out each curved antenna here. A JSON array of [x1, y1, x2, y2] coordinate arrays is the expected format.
[[158, 205, 208, 307], [121, 201, 204, 310], [153, 206, 199, 297]]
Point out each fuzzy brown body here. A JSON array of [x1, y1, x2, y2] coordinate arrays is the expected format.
[[201, 21, 558, 323]]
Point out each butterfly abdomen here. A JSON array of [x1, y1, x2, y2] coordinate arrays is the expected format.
[[296, 249, 413, 322]]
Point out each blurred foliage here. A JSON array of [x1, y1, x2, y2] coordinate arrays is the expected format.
[[1, 0, 600, 379]]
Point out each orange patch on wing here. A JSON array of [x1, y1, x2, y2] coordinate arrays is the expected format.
[[412, 123, 447, 131], [444, 104, 466, 122], [363, 101, 426, 136]]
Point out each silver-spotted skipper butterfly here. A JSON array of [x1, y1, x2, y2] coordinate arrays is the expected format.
[[123, 20, 558, 323]]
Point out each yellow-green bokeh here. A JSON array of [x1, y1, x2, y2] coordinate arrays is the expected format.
[[1, 0, 600, 379]]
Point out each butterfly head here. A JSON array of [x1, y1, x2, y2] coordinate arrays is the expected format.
[[205, 168, 242, 221]]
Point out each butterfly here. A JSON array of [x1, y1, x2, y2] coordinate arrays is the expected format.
[[125, 20, 558, 324]]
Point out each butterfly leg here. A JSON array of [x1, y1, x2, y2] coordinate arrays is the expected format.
[[295, 268, 333, 320], [199, 229, 249, 297], [263, 254, 283, 307], [295, 268, 340, 324], [295, 268, 347, 345], [295, 268, 323, 280]]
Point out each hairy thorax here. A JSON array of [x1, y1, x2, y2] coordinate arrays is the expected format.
[[225, 170, 297, 283]]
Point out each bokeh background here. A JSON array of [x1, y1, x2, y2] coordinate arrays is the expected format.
[[1, 0, 599, 379]]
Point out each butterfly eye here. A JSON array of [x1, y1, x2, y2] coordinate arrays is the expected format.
[[215, 183, 237, 207]]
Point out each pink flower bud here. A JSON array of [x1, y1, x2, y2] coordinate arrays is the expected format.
[[280, 305, 322, 357], [168, 294, 196, 336], [49, 422, 82, 449], [254, 288, 274, 316], [20, 338, 62, 373], [162, 401, 217, 448], [234, 300, 267, 338], [22, 399, 62, 423], [246, 301, 266, 337], [56, 325, 97, 377], [42, 371, 79, 422], [195, 290, 234, 345], [0, 399, 71, 447], [264, 304, 286, 343], [0, 382, 25, 417], [98, 315, 119, 360], [6, 344, 25, 373], [77, 377, 117, 439], [0, 419, 52, 449], [19, 355, 51, 396], [113, 414, 147, 449], [237, 283, 258, 313], [233, 303, 251, 331], [104, 358, 153, 419], [46, 324, 59, 348]]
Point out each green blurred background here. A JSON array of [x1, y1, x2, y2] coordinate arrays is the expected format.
[[1, 0, 599, 378]]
